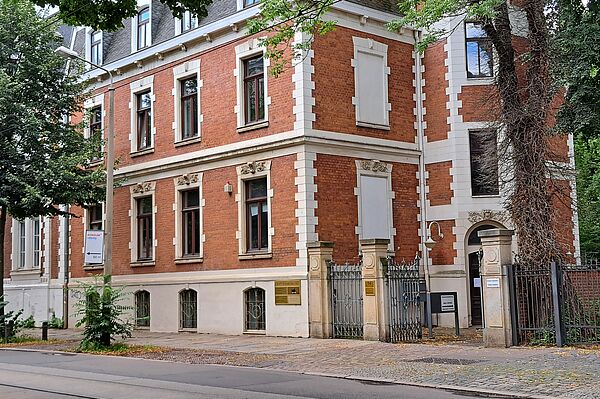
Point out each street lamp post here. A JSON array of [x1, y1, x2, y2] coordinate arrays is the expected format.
[[55, 46, 114, 284]]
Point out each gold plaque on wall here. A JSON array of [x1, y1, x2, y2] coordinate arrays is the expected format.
[[275, 280, 301, 305], [364, 280, 375, 296]]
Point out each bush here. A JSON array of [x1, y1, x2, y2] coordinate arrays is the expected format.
[[0, 297, 25, 342], [74, 275, 132, 349], [48, 312, 63, 329], [17, 315, 35, 329]]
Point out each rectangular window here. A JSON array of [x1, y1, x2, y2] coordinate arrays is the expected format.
[[88, 204, 103, 231], [180, 78, 198, 140], [244, 0, 259, 7], [243, 55, 265, 124], [32, 219, 40, 268], [245, 178, 268, 251], [137, 8, 150, 50], [137, 91, 152, 151], [181, 189, 201, 257], [136, 196, 153, 260], [181, 11, 198, 32], [359, 175, 391, 240], [18, 221, 26, 269], [465, 22, 493, 78], [469, 130, 499, 196], [90, 31, 102, 65], [89, 106, 102, 160]]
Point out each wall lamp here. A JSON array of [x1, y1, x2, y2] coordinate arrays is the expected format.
[[424, 221, 444, 250]]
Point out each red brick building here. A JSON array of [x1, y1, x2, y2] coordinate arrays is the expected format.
[[2, 0, 578, 333]]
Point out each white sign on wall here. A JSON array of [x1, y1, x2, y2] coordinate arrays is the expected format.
[[441, 295, 455, 312], [84, 230, 104, 264], [486, 278, 501, 288]]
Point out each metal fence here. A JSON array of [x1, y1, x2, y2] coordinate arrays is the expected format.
[[328, 261, 363, 339], [384, 257, 422, 343], [510, 259, 600, 346]]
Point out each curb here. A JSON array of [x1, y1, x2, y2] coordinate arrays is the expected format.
[[1, 347, 555, 399]]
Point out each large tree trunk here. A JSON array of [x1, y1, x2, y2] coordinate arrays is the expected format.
[[486, 0, 560, 265]]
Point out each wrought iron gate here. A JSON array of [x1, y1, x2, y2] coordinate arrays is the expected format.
[[384, 257, 422, 343], [328, 261, 363, 339]]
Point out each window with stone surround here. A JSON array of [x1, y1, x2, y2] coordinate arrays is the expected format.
[[88, 204, 103, 231], [137, 7, 150, 50], [236, 161, 273, 257], [173, 173, 204, 261], [172, 61, 202, 144], [129, 76, 155, 154], [129, 182, 156, 264], [12, 217, 42, 270], [234, 39, 270, 131], [469, 129, 499, 196], [352, 37, 391, 130], [355, 160, 395, 252]]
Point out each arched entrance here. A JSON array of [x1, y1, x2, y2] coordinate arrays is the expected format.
[[465, 223, 503, 326]]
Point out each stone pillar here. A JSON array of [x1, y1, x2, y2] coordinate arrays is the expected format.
[[478, 229, 514, 347], [360, 239, 389, 341], [307, 241, 334, 338]]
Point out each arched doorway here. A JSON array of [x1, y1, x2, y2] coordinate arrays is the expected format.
[[465, 223, 502, 326]]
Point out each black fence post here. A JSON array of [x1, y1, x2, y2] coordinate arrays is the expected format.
[[505, 264, 519, 346], [41, 321, 48, 341], [550, 261, 565, 347]]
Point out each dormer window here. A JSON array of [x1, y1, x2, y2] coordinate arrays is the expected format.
[[90, 31, 102, 65], [181, 11, 198, 32], [244, 0, 259, 7], [137, 7, 150, 50]]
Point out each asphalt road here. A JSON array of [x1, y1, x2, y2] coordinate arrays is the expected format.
[[0, 349, 495, 399]]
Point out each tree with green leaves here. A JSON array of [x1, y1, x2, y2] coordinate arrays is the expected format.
[[0, 0, 105, 322]]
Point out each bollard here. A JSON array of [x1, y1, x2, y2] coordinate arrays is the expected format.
[[42, 321, 48, 341]]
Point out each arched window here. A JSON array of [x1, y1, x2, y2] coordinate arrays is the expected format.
[[244, 287, 265, 331], [134, 290, 150, 327], [179, 289, 197, 330], [137, 7, 150, 49], [467, 224, 498, 246]]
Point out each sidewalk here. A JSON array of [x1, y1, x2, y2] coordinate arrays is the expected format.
[[17, 328, 600, 399]]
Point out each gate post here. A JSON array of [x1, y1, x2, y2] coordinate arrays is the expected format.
[[307, 241, 335, 338], [360, 239, 389, 341], [478, 229, 514, 348]]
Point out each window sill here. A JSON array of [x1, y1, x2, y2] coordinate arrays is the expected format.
[[174, 136, 201, 147], [239, 252, 272, 261], [356, 121, 391, 131], [243, 330, 266, 335], [472, 194, 501, 198], [83, 264, 104, 272], [130, 260, 155, 268], [86, 159, 104, 168], [10, 269, 41, 276], [134, 326, 150, 330], [178, 328, 197, 333], [130, 148, 155, 158], [175, 257, 203, 265], [236, 120, 269, 134]]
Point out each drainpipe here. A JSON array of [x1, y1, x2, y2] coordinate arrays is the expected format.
[[61, 205, 70, 328], [414, 29, 433, 338]]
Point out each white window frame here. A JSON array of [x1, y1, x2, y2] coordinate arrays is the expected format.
[[172, 61, 203, 144], [234, 38, 271, 130], [237, 0, 260, 10], [173, 172, 204, 261], [11, 217, 42, 271], [175, 11, 199, 35], [82, 203, 105, 266], [351, 37, 391, 130], [354, 160, 395, 253], [129, 181, 157, 264], [84, 28, 102, 68], [129, 76, 155, 154], [235, 161, 274, 257], [83, 93, 105, 162], [131, 3, 152, 53]]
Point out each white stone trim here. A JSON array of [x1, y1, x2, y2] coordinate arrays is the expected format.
[[292, 31, 315, 131], [129, 75, 155, 153], [129, 181, 157, 263], [172, 172, 204, 260], [351, 37, 391, 129], [235, 160, 273, 255], [83, 93, 105, 158], [354, 160, 395, 252], [294, 151, 318, 268], [172, 60, 202, 143], [233, 38, 271, 128]]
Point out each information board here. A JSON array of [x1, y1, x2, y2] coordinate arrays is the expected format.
[[84, 230, 104, 264]]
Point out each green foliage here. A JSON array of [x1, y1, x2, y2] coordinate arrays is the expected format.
[[48, 312, 64, 329], [16, 315, 35, 329], [74, 276, 132, 349], [248, 0, 336, 77], [0, 297, 25, 341], [36, 0, 214, 31], [575, 136, 600, 253]]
